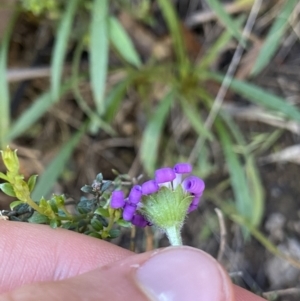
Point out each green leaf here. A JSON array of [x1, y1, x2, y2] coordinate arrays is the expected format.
[[88, 232, 102, 239], [209, 72, 300, 122], [0, 9, 18, 146], [31, 123, 87, 201], [28, 175, 38, 192], [108, 17, 141, 67], [50, 219, 59, 228], [94, 208, 110, 217], [251, 0, 297, 76], [116, 219, 132, 227], [140, 91, 174, 174], [96, 173, 103, 182], [0, 183, 16, 197], [91, 218, 103, 231], [90, 0, 109, 115], [109, 228, 120, 238], [10, 200, 23, 210], [51, 0, 79, 101], [81, 185, 94, 194], [28, 211, 50, 224], [205, 0, 245, 46], [0, 172, 8, 181]]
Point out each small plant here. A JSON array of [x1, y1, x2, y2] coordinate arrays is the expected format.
[[0, 147, 205, 245]]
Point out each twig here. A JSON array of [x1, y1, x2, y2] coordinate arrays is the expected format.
[[215, 208, 227, 263], [188, 0, 263, 164], [7, 67, 51, 82], [185, 2, 253, 27]]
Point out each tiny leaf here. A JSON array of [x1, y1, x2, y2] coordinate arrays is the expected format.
[[109, 229, 120, 238], [28, 211, 50, 224], [0, 183, 16, 197], [28, 175, 38, 192], [10, 200, 23, 210], [94, 208, 110, 217]]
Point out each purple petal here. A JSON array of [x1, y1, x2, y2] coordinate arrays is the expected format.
[[191, 194, 202, 206], [142, 180, 159, 195], [131, 214, 148, 227], [173, 163, 192, 174], [155, 167, 176, 184], [129, 185, 142, 204], [182, 176, 205, 195], [188, 204, 198, 213], [123, 203, 137, 221], [110, 190, 125, 209]]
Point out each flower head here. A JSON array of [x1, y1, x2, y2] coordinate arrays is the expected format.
[[110, 190, 125, 209], [109, 163, 205, 246]]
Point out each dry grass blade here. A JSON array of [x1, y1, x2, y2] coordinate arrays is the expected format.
[[260, 144, 300, 165], [186, 0, 254, 26], [189, 0, 263, 164], [215, 208, 227, 263]]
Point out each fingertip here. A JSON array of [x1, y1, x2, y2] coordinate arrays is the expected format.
[[1, 246, 236, 301], [135, 246, 235, 301]]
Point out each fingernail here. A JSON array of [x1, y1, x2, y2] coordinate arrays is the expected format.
[[136, 246, 231, 301]]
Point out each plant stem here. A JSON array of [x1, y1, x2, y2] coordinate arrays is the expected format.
[[26, 197, 44, 215], [165, 225, 182, 246]]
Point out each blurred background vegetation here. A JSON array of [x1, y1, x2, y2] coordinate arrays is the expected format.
[[1, 0, 300, 299]]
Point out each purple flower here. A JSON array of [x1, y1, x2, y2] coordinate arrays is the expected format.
[[155, 167, 176, 184], [110, 190, 125, 209], [188, 204, 198, 213], [182, 176, 205, 195], [173, 163, 192, 174], [191, 194, 201, 206], [123, 203, 137, 221], [129, 185, 142, 204], [131, 214, 148, 227], [142, 180, 159, 195]]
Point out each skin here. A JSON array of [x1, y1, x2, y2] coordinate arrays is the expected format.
[[0, 221, 266, 301]]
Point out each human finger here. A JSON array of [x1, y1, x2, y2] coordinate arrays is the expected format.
[[1, 246, 235, 301], [0, 221, 131, 292]]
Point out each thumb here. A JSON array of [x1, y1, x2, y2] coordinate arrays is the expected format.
[[1, 246, 234, 301]]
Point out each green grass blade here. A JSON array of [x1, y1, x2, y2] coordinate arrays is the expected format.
[[6, 82, 72, 141], [104, 80, 129, 123], [51, 0, 79, 101], [245, 155, 264, 227], [0, 10, 18, 146], [180, 99, 214, 141], [108, 17, 141, 67], [197, 16, 245, 71], [32, 123, 87, 201], [205, 0, 245, 45], [140, 91, 174, 174], [90, 0, 109, 115], [209, 72, 300, 122], [157, 0, 188, 69], [216, 119, 252, 227], [251, 0, 297, 76], [221, 112, 265, 227]]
